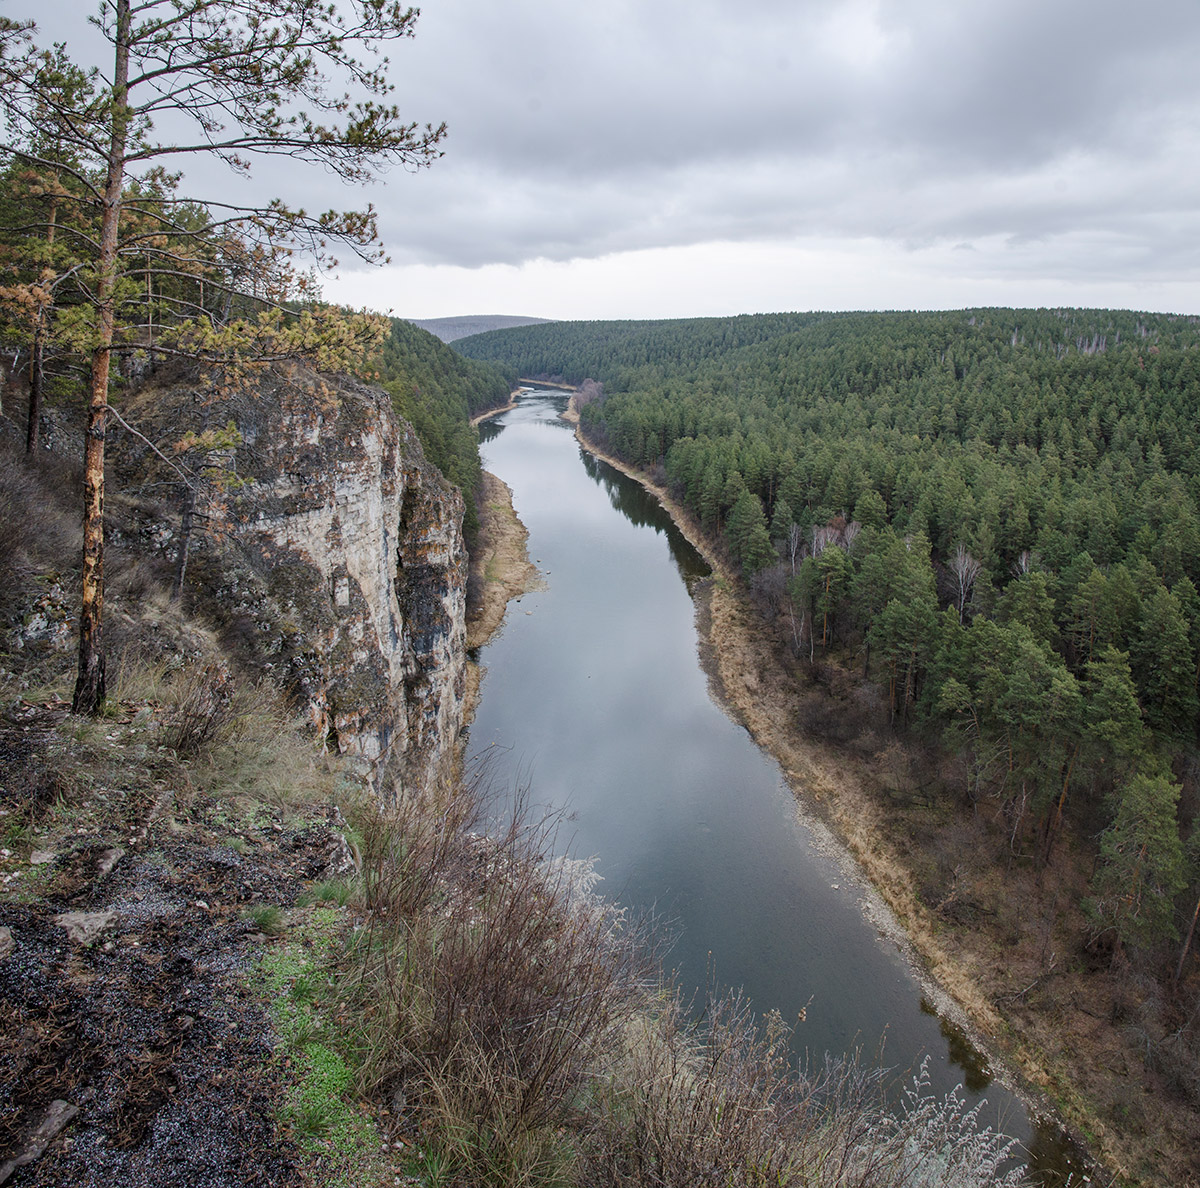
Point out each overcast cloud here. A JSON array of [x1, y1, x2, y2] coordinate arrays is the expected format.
[[16, 1, 1200, 318]]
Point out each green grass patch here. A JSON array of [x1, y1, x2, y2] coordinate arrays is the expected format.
[[297, 879, 354, 907], [245, 903, 287, 935], [259, 905, 383, 1185]]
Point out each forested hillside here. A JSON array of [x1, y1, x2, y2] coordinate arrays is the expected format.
[[374, 317, 513, 534], [459, 309, 1200, 967], [408, 314, 552, 343]]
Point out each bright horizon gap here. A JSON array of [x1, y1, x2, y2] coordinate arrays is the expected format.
[[322, 239, 1200, 324]]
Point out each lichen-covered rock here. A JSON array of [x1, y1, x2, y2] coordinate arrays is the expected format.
[[120, 363, 467, 799], [8, 581, 73, 653]]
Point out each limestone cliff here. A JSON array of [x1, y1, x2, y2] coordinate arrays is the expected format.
[[119, 362, 467, 797]]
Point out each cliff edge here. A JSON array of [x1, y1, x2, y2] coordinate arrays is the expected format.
[[116, 362, 467, 798], [0, 359, 474, 1185]]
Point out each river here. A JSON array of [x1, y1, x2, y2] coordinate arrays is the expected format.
[[467, 389, 1082, 1185]]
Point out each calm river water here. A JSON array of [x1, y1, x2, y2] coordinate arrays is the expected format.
[[468, 390, 1083, 1184]]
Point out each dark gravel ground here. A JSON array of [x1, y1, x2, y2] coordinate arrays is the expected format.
[[0, 707, 352, 1188]]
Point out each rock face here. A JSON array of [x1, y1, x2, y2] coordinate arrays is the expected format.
[[124, 363, 467, 798]]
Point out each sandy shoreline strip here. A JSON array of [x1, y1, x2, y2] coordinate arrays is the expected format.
[[470, 395, 519, 426], [466, 471, 543, 653]]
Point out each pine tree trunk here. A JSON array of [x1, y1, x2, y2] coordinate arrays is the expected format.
[[73, 345, 110, 713], [1041, 744, 1079, 867], [73, 0, 130, 715], [173, 485, 195, 601], [26, 322, 44, 454], [26, 196, 57, 454], [1175, 892, 1200, 985]]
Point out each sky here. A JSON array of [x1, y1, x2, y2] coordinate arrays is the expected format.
[[15, 0, 1200, 321]]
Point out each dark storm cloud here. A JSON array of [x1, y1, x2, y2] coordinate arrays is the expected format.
[[18, 1, 1200, 285]]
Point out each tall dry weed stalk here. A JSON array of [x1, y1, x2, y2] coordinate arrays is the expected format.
[[582, 990, 805, 1186], [160, 661, 238, 756], [585, 997, 1029, 1188]]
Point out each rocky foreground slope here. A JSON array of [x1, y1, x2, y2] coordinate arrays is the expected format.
[[1, 362, 473, 1185]]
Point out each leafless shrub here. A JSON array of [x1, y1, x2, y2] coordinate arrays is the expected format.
[[750, 562, 791, 624], [60, 638, 315, 826], [160, 661, 238, 757], [849, 679, 889, 736], [357, 772, 482, 921], [583, 994, 1028, 1188], [846, 1060, 1028, 1188], [582, 991, 804, 1187], [348, 779, 654, 1183], [575, 378, 604, 408], [1121, 975, 1200, 1108]]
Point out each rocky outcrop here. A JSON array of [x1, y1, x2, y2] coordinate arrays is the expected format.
[[120, 362, 467, 798]]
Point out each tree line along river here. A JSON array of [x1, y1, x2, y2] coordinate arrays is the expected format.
[[468, 390, 1086, 1185]]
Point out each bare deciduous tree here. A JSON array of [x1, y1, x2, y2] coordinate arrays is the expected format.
[[786, 521, 804, 575], [812, 524, 836, 558], [575, 377, 604, 407], [947, 543, 983, 622]]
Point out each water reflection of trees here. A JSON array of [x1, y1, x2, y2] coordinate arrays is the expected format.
[[579, 449, 709, 583], [919, 997, 991, 1094], [477, 420, 504, 446]]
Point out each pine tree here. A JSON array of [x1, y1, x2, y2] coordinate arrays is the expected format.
[[1, 2, 445, 713], [726, 489, 774, 575], [1133, 585, 1198, 737], [1089, 767, 1186, 955]]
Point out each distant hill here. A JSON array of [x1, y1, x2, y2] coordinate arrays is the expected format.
[[407, 315, 553, 343]]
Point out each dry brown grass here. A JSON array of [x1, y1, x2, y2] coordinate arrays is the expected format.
[[345, 777, 654, 1185], [584, 991, 1028, 1188]]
